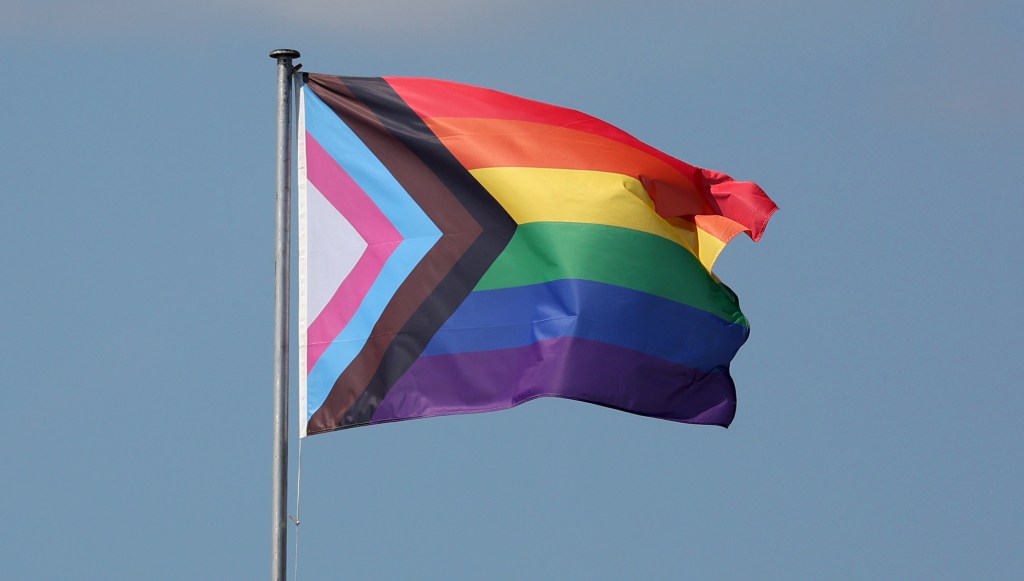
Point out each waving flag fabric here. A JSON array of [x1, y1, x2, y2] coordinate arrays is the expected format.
[[297, 73, 777, 437]]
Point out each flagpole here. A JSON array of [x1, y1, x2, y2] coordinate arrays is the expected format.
[[270, 47, 299, 581]]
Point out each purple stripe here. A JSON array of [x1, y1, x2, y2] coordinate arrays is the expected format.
[[371, 337, 736, 427]]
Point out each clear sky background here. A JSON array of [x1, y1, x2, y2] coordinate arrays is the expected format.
[[2, 1, 1022, 579]]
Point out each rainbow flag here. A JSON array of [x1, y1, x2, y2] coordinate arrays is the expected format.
[[297, 74, 777, 437]]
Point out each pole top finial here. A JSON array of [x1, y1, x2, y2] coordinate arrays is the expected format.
[[269, 49, 301, 60]]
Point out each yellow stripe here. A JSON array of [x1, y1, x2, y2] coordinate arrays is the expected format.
[[470, 167, 730, 271]]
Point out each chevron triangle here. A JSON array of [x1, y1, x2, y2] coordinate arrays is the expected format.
[[301, 85, 447, 425], [301, 76, 516, 434]]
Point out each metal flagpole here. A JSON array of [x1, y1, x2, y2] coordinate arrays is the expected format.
[[270, 47, 299, 581]]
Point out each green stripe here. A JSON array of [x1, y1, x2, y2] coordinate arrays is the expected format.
[[476, 222, 748, 326]]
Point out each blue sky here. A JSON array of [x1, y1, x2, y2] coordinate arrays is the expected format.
[[2, 1, 1022, 579]]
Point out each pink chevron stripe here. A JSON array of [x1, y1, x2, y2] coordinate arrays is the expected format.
[[306, 132, 403, 371]]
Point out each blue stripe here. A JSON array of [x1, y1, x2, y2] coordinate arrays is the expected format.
[[303, 87, 441, 420], [420, 279, 748, 371]]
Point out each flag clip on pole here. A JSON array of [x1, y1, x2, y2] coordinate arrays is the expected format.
[[270, 47, 299, 581]]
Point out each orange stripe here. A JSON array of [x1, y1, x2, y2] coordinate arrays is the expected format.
[[694, 214, 746, 244], [423, 117, 718, 219]]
